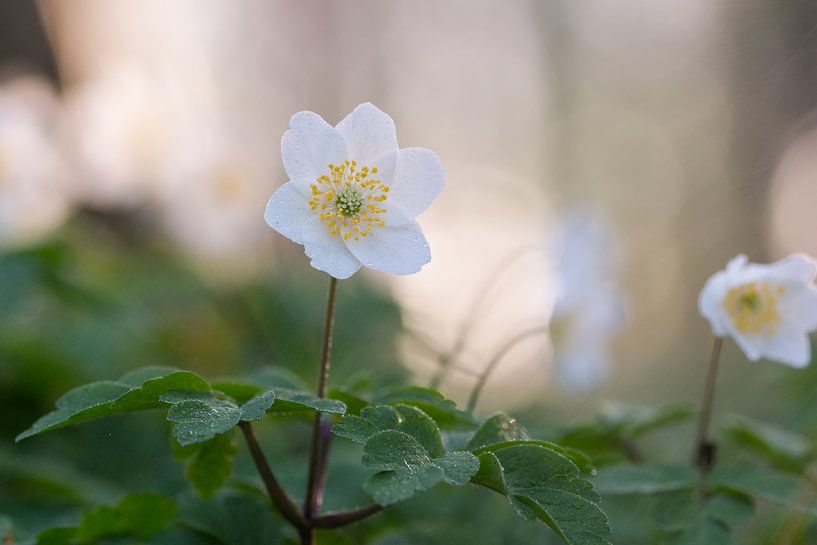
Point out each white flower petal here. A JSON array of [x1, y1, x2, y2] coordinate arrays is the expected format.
[[389, 147, 445, 218], [769, 253, 817, 283], [264, 182, 312, 244], [282, 111, 347, 194], [783, 285, 817, 330], [344, 210, 431, 275], [730, 330, 764, 362], [758, 329, 811, 368], [335, 103, 398, 164], [301, 215, 361, 279], [698, 270, 730, 337]]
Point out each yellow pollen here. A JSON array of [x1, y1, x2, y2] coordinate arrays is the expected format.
[[310, 160, 390, 239], [723, 281, 783, 335]]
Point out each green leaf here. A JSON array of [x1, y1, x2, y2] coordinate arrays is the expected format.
[[178, 488, 282, 545], [374, 386, 477, 429], [665, 517, 730, 545], [711, 464, 817, 514], [465, 413, 529, 450], [36, 527, 79, 545], [239, 391, 275, 422], [328, 387, 369, 416], [723, 417, 812, 472], [78, 492, 177, 541], [472, 440, 595, 476], [270, 389, 346, 415], [183, 433, 239, 499], [361, 430, 480, 505], [220, 386, 346, 418], [704, 493, 755, 525], [471, 444, 611, 545], [17, 368, 211, 441], [593, 464, 697, 495], [167, 399, 242, 446], [598, 404, 692, 437], [334, 405, 443, 456]]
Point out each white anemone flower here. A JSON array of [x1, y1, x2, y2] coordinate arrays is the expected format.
[[265, 103, 444, 279], [549, 209, 626, 391], [699, 254, 817, 367]]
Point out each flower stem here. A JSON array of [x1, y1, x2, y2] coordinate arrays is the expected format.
[[238, 421, 307, 532], [304, 276, 339, 525], [693, 336, 724, 475], [467, 325, 549, 412]]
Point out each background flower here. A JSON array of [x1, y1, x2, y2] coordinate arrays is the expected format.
[[699, 254, 817, 367], [549, 209, 627, 391]]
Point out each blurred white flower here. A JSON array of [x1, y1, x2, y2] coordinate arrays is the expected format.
[[0, 76, 74, 246], [157, 123, 271, 260], [699, 254, 817, 367], [65, 67, 185, 207], [265, 103, 444, 279], [549, 209, 626, 391]]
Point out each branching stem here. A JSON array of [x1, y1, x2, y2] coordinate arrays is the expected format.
[[238, 421, 307, 532]]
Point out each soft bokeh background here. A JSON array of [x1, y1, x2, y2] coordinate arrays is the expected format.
[[3, 1, 817, 543]]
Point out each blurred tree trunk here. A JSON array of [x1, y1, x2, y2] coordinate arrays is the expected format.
[[0, 0, 58, 83], [725, 0, 817, 259]]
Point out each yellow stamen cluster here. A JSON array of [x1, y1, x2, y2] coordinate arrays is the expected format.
[[308, 160, 390, 241], [724, 281, 784, 335]]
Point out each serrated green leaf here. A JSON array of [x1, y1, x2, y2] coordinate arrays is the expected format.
[[167, 399, 242, 446], [593, 464, 697, 495], [270, 389, 346, 415], [334, 404, 442, 457], [78, 492, 177, 541], [185, 433, 239, 499], [363, 430, 432, 470], [473, 452, 508, 495], [360, 430, 479, 506], [17, 368, 211, 441], [473, 440, 594, 475], [374, 386, 477, 429], [711, 464, 817, 514], [466, 413, 529, 450], [471, 444, 611, 545], [239, 391, 275, 422], [723, 417, 812, 472]]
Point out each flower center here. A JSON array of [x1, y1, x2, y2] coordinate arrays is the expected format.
[[723, 281, 784, 335], [309, 160, 389, 241]]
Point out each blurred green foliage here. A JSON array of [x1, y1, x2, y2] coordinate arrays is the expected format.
[[4, 212, 817, 544]]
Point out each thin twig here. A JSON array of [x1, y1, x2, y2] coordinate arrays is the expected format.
[[467, 325, 549, 412], [430, 245, 540, 388], [238, 421, 307, 531], [312, 504, 385, 529], [304, 276, 339, 527]]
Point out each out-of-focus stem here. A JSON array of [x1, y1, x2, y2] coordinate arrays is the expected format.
[[467, 325, 549, 412], [693, 336, 724, 480], [430, 245, 539, 388]]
